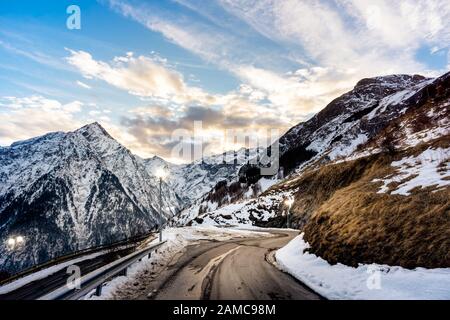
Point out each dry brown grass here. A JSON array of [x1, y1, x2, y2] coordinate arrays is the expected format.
[[304, 177, 450, 269], [269, 134, 450, 269]]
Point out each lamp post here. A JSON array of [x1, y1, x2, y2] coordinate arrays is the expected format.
[[284, 198, 294, 229], [155, 168, 167, 243]]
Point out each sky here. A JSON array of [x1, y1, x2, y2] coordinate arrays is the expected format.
[[0, 0, 449, 163]]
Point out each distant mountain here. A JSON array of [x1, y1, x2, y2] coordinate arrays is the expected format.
[[0, 123, 182, 275]]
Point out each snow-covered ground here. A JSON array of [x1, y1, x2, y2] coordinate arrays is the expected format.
[[86, 226, 271, 300], [276, 235, 450, 300], [191, 191, 291, 227], [374, 147, 450, 195]]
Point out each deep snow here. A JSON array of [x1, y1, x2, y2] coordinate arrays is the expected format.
[[276, 235, 450, 300]]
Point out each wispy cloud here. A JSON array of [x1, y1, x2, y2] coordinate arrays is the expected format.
[[219, 0, 450, 75], [76, 80, 92, 90], [0, 39, 69, 71], [105, 0, 450, 118]]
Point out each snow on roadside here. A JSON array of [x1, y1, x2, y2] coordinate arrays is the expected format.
[[276, 235, 450, 300], [374, 147, 450, 195], [86, 226, 271, 300]]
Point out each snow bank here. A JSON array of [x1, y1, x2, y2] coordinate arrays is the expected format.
[[276, 235, 450, 300]]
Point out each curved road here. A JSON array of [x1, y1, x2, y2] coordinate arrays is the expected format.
[[147, 230, 321, 300]]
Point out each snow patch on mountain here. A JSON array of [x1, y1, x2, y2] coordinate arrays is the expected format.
[[189, 191, 291, 227], [374, 147, 450, 196]]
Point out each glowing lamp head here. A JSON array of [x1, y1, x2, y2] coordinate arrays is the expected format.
[[16, 236, 25, 244], [7, 238, 16, 247], [285, 198, 295, 207]]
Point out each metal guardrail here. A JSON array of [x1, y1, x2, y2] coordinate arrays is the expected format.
[[0, 231, 155, 287], [38, 241, 166, 300]]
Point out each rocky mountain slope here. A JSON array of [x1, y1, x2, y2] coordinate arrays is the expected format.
[[0, 123, 181, 276], [182, 72, 449, 226], [0, 122, 256, 276]]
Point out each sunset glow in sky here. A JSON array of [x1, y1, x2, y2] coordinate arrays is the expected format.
[[1, 0, 449, 163]]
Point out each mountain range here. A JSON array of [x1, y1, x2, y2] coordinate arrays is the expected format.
[[0, 70, 448, 275]]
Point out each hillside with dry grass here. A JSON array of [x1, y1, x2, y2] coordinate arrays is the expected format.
[[266, 135, 450, 269]]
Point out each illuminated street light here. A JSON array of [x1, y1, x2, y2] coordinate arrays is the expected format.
[[285, 198, 294, 207], [284, 197, 294, 229], [6, 235, 25, 251], [16, 236, 25, 244], [7, 238, 16, 248], [155, 168, 168, 180]]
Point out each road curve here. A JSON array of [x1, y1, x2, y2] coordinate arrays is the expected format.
[[152, 230, 321, 300]]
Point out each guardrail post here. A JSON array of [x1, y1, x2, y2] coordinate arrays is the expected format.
[[95, 285, 102, 296]]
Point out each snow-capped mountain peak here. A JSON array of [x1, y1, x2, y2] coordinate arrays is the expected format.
[[0, 123, 182, 276]]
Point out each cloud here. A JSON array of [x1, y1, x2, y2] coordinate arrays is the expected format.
[[103, 1, 359, 118], [0, 96, 84, 146], [76, 80, 91, 89], [219, 0, 450, 74], [120, 99, 290, 162], [106, 0, 449, 120], [0, 96, 133, 158], [64, 47, 296, 161], [56, 0, 450, 162], [0, 40, 69, 71], [66, 49, 215, 106]]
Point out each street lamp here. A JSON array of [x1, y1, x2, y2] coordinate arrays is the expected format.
[[284, 198, 294, 229], [6, 235, 25, 251], [16, 236, 25, 245], [6, 235, 26, 268], [155, 168, 168, 242]]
